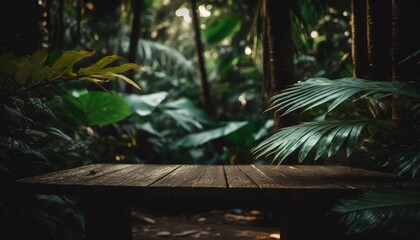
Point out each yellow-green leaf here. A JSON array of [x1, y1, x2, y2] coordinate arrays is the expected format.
[[31, 49, 48, 70], [50, 50, 95, 79], [78, 55, 122, 75], [32, 66, 53, 83], [14, 58, 34, 84], [1, 59, 19, 76], [107, 72, 141, 90], [96, 63, 139, 74]]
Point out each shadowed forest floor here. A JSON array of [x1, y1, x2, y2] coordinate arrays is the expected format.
[[132, 208, 281, 240]]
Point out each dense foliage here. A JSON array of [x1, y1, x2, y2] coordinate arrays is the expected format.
[[7, 0, 410, 239]]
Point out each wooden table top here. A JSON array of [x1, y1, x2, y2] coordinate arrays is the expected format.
[[14, 164, 412, 209], [16, 164, 404, 194]]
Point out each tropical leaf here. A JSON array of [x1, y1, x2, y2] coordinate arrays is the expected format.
[[162, 98, 215, 132], [0, 50, 141, 97], [125, 92, 168, 116], [333, 184, 420, 237], [381, 146, 420, 178], [252, 120, 389, 163], [49, 50, 95, 79], [49, 91, 131, 126], [77, 55, 123, 75], [266, 78, 420, 116], [137, 39, 195, 80], [176, 121, 249, 147], [202, 13, 242, 45]]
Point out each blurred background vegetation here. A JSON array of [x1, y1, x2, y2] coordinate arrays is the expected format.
[[1, 0, 418, 239]]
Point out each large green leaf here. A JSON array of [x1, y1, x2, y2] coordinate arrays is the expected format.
[[176, 121, 248, 148], [203, 13, 242, 45], [125, 92, 168, 116], [333, 184, 420, 237], [162, 98, 215, 131], [50, 92, 131, 126]]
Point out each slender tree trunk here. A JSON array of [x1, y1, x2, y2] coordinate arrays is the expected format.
[[70, 0, 83, 48], [125, 0, 143, 93], [391, 0, 401, 144], [366, 0, 392, 81], [191, 0, 213, 115], [263, 0, 296, 130], [262, 1, 270, 101], [391, 0, 420, 83], [50, 0, 64, 50], [390, 0, 420, 143], [351, 0, 369, 78]]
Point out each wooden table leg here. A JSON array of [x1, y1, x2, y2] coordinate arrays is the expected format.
[[279, 200, 344, 240], [83, 197, 132, 240]]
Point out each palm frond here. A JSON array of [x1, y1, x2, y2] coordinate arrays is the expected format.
[[333, 184, 420, 237], [252, 119, 389, 163], [381, 146, 420, 178], [137, 39, 195, 80], [267, 78, 420, 116]]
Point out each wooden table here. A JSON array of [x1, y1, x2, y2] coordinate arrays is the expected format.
[[14, 164, 405, 240]]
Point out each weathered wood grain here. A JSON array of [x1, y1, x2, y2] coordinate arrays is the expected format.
[[83, 164, 180, 187], [18, 164, 131, 185], [14, 164, 411, 240], [224, 165, 258, 188], [293, 165, 402, 189], [237, 165, 292, 188], [151, 165, 226, 188], [256, 165, 343, 189]]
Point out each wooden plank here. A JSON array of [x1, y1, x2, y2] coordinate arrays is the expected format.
[[237, 165, 289, 188], [151, 165, 226, 188], [293, 165, 403, 189], [83, 164, 180, 187], [19, 164, 132, 185], [17, 164, 98, 183], [259, 165, 343, 189], [224, 165, 258, 188]]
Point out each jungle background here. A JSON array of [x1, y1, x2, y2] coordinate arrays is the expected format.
[[0, 0, 419, 239]]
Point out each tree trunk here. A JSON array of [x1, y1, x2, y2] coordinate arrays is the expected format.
[[390, 0, 420, 143], [351, 0, 369, 78], [49, 0, 64, 50], [391, 0, 420, 83], [70, 0, 83, 48], [191, 0, 213, 115], [263, 0, 296, 130], [366, 0, 392, 81], [125, 0, 143, 93]]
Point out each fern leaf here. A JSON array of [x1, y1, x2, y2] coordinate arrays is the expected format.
[[252, 120, 376, 163], [267, 78, 420, 115], [333, 184, 420, 237]]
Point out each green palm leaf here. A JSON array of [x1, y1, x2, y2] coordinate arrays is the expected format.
[[137, 39, 195, 80], [267, 78, 420, 116], [333, 184, 420, 237], [381, 146, 420, 178], [252, 120, 386, 163]]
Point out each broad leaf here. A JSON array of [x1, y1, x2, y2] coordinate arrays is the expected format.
[[125, 92, 168, 116], [50, 92, 131, 126], [176, 121, 249, 147], [162, 98, 215, 131], [203, 13, 242, 45]]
